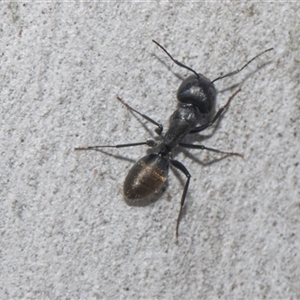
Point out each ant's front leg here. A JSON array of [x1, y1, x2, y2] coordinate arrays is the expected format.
[[189, 89, 241, 134], [117, 96, 163, 135]]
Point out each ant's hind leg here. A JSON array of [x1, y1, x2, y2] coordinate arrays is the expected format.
[[117, 96, 163, 135], [170, 159, 191, 239]]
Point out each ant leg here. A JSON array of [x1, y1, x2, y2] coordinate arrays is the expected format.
[[117, 96, 163, 135], [179, 143, 243, 158], [75, 139, 156, 151], [189, 89, 241, 134], [170, 159, 191, 239]]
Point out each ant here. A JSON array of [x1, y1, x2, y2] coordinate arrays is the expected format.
[[75, 40, 273, 239]]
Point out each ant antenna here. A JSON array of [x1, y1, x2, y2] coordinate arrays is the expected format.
[[211, 47, 273, 84], [152, 40, 200, 80]]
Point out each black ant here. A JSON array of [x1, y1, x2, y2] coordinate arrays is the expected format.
[[75, 40, 273, 239]]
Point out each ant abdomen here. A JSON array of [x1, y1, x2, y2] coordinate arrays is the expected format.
[[177, 74, 216, 122], [123, 154, 169, 206]]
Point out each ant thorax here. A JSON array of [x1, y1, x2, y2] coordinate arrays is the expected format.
[[160, 105, 200, 151]]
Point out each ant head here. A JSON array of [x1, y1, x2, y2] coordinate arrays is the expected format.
[[177, 73, 217, 116], [153, 39, 273, 119], [153, 40, 216, 116]]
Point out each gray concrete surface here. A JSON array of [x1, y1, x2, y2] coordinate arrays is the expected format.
[[1, 2, 299, 299]]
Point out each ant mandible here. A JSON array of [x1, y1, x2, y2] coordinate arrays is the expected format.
[[75, 40, 273, 239]]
